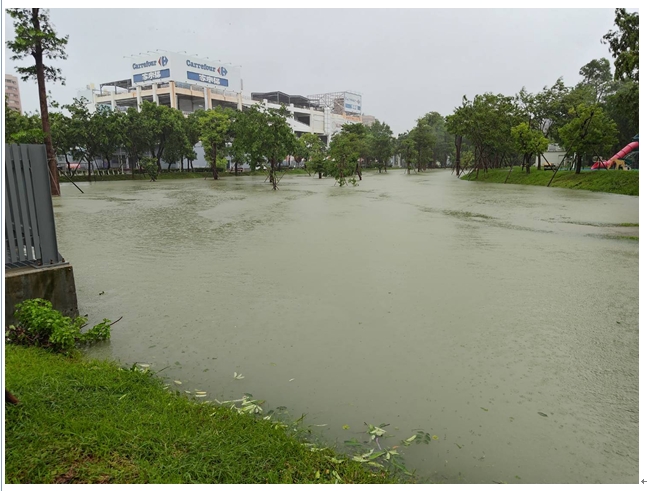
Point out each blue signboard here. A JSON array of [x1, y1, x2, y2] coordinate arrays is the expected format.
[[345, 103, 361, 112], [187, 71, 229, 87], [133, 68, 170, 83]]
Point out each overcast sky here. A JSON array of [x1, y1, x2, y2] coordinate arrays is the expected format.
[[4, 8, 622, 134]]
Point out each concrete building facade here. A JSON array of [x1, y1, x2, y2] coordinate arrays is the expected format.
[[5, 74, 22, 113]]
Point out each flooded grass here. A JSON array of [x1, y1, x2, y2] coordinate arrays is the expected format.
[[4, 345, 398, 484]]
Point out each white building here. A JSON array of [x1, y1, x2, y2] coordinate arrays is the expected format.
[[536, 143, 566, 169], [84, 51, 364, 170]]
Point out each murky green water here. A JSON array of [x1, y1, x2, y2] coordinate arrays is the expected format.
[[54, 171, 638, 484]]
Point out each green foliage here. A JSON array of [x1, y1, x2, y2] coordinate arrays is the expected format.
[[298, 133, 327, 178], [6, 8, 69, 84], [4, 102, 45, 144], [511, 122, 549, 157], [140, 156, 159, 181], [367, 120, 394, 171], [197, 107, 235, 178], [558, 103, 618, 166], [7, 299, 111, 355], [233, 104, 297, 189], [140, 102, 187, 169], [328, 129, 362, 186], [602, 8, 639, 83]]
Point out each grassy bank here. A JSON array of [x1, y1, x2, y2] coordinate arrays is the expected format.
[[61, 168, 310, 183], [4, 345, 396, 484], [461, 167, 639, 196]]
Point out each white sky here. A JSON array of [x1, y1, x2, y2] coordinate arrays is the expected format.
[[3, 6, 631, 134]]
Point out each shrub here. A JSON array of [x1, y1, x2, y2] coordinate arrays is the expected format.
[[6, 299, 111, 354], [140, 156, 159, 181]]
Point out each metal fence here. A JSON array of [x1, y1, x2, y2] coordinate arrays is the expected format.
[[5, 144, 64, 269]]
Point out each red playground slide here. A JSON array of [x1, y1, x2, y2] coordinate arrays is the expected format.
[[591, 141, 639, 170]]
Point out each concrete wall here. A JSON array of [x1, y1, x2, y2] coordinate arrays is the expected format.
[[5, 264, 79, 326]]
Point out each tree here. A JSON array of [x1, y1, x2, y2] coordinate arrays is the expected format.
[[7, 8, 69, 196], [558, 103, 618, 174], [328, 131, 360, 186], [578, 58, 613, 103], [396, 132, 415, 174], [298, 133, 327, 179], [92, 106, 125, 170], [198, 107, 235, 180], [602, 8, 639, 83], [5, 101, 44, 144], [368, 120, 394, 173], [510, 122, 549, 173], [122, 108, 152, 178], [63, 97, 102, 181], [49, 110, 75, 173], [234, 104, 297, 190], [140, 102, 186, 172], [183, 112, 202, 172], [337, 123, 369, 180], [410, 119, 435, 171]]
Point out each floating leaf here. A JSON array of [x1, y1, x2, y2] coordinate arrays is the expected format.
[[174, 380, 182, 385], [538, 412, 548, 417], [195, 394, 207, 398], [289, 378, 295, 382], [432, 435, 439, 440], [344, 439, 362, 447], [342, 425, 350, 430], [195, 391, 207, 395], [455, 443, 463, 449], [314, 424, 328, 427], [138, 363, 150, 368], [327, 457, 344, 464], [234, 372, 245, 380], [481, 407, 489, 412]]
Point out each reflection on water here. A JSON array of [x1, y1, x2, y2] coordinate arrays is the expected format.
[[54, 171, 638, 484]]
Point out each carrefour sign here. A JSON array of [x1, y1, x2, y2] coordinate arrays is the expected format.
[[130, 53, 241, 92]]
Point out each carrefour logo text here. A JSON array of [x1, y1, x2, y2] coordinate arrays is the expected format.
[[132, 60, 157, 70], [186, 60, 218, 73]]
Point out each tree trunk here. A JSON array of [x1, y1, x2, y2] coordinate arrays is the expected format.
[[235, 163, 239, 176], [212, 144, 219, 180], [356, 162, 362, 181], [131, 156, 137, 179], [318, 171, 322, 179], [575, 154, 582, 174], [271, 159, 277, 190], [32, 9, 59, 196], [455, 135, 462, 177], [180, 157, 184, 172]]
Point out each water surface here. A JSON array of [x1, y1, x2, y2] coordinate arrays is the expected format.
[[54, 171, 638, 484]]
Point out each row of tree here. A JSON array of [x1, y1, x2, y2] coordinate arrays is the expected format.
[[438, 8, 638, 176]]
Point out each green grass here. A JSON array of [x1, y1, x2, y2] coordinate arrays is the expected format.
[[461, 167, 639, 196], [4, 345, 397, 484]]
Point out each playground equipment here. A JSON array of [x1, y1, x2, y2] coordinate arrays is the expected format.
[[591, 134, 639, 170]]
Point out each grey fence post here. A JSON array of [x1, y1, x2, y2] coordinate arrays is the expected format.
[[4, 144, 63, 269]]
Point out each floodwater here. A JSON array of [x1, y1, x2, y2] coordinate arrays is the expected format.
[[54, 171, 638, 484]]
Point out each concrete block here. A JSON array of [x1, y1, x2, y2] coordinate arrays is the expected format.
[[4, 264, 79, 326]]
